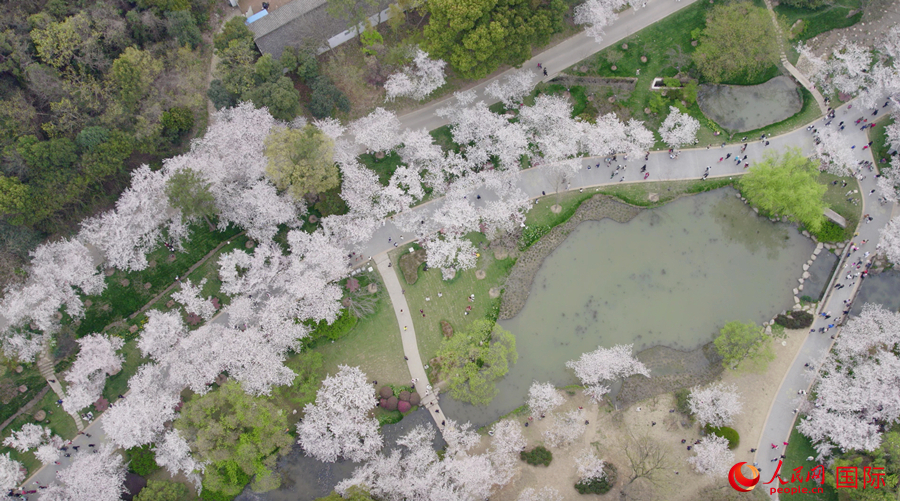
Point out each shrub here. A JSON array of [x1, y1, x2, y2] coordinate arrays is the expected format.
[[306, 308, 358, 342], [207, 79, 237, 110], [810, 220, 845, 242], [409, 392, 421, 406], [674, 388, 693, 419], [76, 126, 110, 152], [385, 396, 398, 411], [161, 106, 195, 142], [398, 390, 410, 401], [126, 444, 159, 476], [705, 425, 740, 450], [398, 400, 411, 413], [309, 76, 351, 119], [379, 386, 393, 399], [377, 409, 403, 426], [313, 189, 349, 217], [520, 446, 553, 466], [575, 463, 617, 494], [520, 224, 551, 250], [774, 311, 813, 329]]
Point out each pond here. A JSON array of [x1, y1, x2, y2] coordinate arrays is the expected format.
[[439, 188, 816, 427], [697, 76, 802, 132], [850, 269, 900, 316], [241, 408, 445, 501]]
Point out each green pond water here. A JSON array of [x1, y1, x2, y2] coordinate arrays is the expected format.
[[440, 187, 816, 426]]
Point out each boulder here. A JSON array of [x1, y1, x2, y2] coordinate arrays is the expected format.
[[802, 271, 810, 279], [802, 264, 809, 271]]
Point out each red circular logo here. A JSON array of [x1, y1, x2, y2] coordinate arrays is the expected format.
[[729, 462, 760, 492]]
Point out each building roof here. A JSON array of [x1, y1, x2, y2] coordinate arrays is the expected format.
[[247, 0, 328, 39]]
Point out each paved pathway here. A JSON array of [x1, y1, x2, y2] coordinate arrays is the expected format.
[[762, 0, 828, 114], [751, 101, 893, 498], [373, 255, 445, 432]]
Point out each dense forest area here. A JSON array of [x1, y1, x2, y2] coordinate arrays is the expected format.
[[0, 0, 216, 287]]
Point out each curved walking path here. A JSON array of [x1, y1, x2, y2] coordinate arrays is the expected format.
[[753, 102, 893, 498], [762, 0, 829, 114], [373, 255, 446, 433]]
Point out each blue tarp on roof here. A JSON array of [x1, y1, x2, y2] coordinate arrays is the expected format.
[[246, 9, 269, 25]]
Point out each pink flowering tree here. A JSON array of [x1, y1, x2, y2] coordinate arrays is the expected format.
[[543, 408, 587, 448], [813, 126, 855, 176], [518, 487, 564, 501], [0, 453, 24, 492], [575, 0, 632, 44], [566, 344, 650, 402], [101, 363, 182, 449], [880, 217, 900, 265], [485, 69, 538, 108], [687, 382, 743, 428], [63, 333, 125, 414], [348, 108, 402, 154], [688, 435, 734, 477], [153, 429, 203, 492], [296, 365, 383, 463], [576, 449, 607, 483], [527, 381, 564, 417], [385, 49, 447, 101], [40, 444, 127, 501], [658, 107, 700, 149], [3, 424, 63, 465], [171, 278, 216, 321]]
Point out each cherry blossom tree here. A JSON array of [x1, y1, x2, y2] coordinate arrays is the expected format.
[[79, 166, 180, 272], [527, 381, 564, 417], [485, 69, 538, 108], [575, 0, 632, 44], [813, 126, 855, 176], [623, 118, 656, 158], [566, 344, 650, 402], [385, 49, 447, 101], [296, 365, 383, 463], [171, 278, 216, 321], [658, 107, 700, 149], [488, 419, 526, 485], [349, 108, 402, 154], [313, 117, 346, 141], [687, 382, 743, 428], [153, 429, 203, 492], [424, 232, 478, 280], [217, 241, 285, 298], [62, 333, 125, 414], [39, 444, 127, 501], [518, 487, 563, 501], [102, 363, 182, 449], [519, 94, 582, 163], [576, 449, 607, 482], [543, 408, 587, 448], [3, 424, 63, 465], [688, 435, 733, 477], [0, 453, 24, 492], [799, 304, 900, 458], [214, 179, 299, 243], [0, 238, 105, 348], [879, 216, 900, 265]]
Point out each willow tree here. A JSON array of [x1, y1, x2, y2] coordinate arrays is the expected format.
[[264, 124, 338, 200], [436, 319, 518, 405], [692, 2, 781, 83], [739, 148, 827, 233]]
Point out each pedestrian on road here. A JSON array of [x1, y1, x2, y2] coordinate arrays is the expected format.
[[543, 68, 548, 76]]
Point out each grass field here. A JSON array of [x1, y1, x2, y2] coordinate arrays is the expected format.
[[818, 172, 862, 241], [313, 269, 410, 386], [782, 425, 838, 501], [72, 223, 242, 338], [868, 116, 895, 167], [1, 390, 81, 476], [387, 234, 515, 368], [0, 363, 47, 428], [775, 0, 862, 42]]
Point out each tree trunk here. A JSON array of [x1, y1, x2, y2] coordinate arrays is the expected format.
[[202, 214, 215, 232]]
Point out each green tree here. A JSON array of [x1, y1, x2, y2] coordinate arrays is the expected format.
[[126, 444, 160, 476], [161, 106, 195, 142], [29, 12, 90, 69], [280, 45, 319, 82], [174, 381, 293, 496], [264, 125, 338, 199], [214, 16, 254, 53], [436, 319, 518, 405], [207, 79, 237, 110], [692, 2, 781, 83], [360, 27, 383, 56], [245, 77, 302, 121], [217, 38, 259, 97], [714, 321, 774, 372], [76, 126, 110, 152], [136, 0, 191, 12], [165, 167, 217, 230], [110, 47, 163, 109], [134, 479, 189, 501], [778, 0, 829, 8], [316, 487, 377, 501], [424, 0, 566, 80], [165, 10, 201, 49], [739, 148, 827, 232], [308, 75, 350, 118], [80, 130, 133, 183], [0, 176, 29, 222], [271, 351, 323, 409]]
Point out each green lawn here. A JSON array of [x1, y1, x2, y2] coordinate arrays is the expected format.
[[359, 151, 405, 185], [775, 0, 862, 42], [387, 235, 515, 370], [71, 223, 242, 338], [0, 362, 46, 427], [312, 268, 410, 386], [1, 389, 81, 477], [782, 425, 838, 501], [868, 116, 895, 167], [101, 338, 146, 405], [818, 172, 862, 241]]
